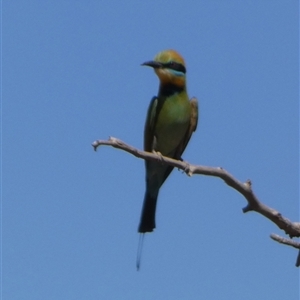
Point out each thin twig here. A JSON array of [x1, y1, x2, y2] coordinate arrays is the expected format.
[[270, 234, 300, 249]]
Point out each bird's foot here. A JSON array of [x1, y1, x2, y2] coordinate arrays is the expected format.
[[152, 150, 164, 163], [180, 159, 193, 176]]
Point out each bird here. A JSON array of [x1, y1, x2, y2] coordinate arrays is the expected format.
[[137, 50, 198, 266]]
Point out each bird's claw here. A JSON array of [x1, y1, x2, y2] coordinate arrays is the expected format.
[[152, 150, 164, 163], [181, 160, 192, 176]]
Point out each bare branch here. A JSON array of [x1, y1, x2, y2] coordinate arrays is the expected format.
[[297, 251, 300, 267], [270, 234, 300, 267], [270, 234, 300, 249], [92, 137, 300, 264]]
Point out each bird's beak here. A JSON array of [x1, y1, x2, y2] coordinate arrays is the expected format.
[[141, 61, 162, 69]]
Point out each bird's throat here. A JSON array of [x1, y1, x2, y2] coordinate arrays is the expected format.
[[159, 83, 185, 97]]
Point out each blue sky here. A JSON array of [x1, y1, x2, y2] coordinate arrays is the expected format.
[[2, 1, 299, 299]]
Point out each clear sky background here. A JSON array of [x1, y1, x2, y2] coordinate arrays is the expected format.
[[2, 1, 299, 299]]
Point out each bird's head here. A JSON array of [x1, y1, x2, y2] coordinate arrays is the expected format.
[[142, 50, 186, 87]]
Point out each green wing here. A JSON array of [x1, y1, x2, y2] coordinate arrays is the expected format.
[[175, 97, 199, 159], [144, 97, 158, 152]]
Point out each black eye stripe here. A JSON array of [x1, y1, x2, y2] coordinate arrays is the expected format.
[[163, 62, 186, 74]]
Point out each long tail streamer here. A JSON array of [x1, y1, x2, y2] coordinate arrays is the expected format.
[[136, 234, 145, 271]]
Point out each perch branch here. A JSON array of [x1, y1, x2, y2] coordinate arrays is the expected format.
[[92, 137, 300, 265]]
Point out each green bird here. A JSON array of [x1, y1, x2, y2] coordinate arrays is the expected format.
[[139, 49, 198, 234]]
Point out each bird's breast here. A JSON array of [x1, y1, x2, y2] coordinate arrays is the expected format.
[[154, 95, 191, 156]]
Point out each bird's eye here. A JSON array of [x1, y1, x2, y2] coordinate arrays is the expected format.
[[165, 61, 186, 74]]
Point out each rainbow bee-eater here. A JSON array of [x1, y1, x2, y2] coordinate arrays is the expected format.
[[137, 50, 198, 260]]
